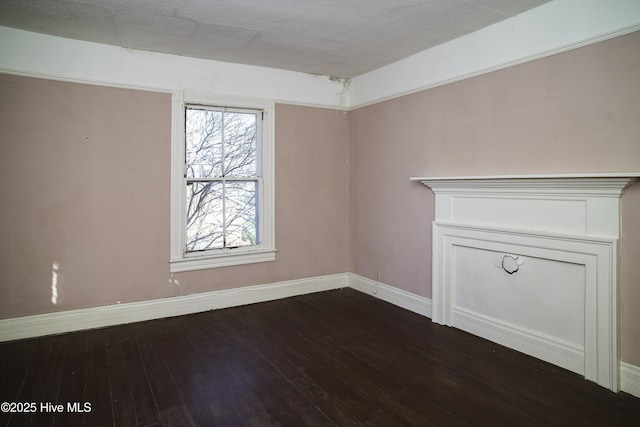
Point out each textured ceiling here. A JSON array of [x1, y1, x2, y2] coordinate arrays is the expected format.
[[0, 0, 550, 78]]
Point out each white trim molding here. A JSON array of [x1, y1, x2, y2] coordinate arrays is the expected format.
[[0, 26, 346, 109], [0, 273, 432, 343], [454, 305, 585, 375], [620, 362, 640, 398], [350, 0, 640, 108], [0, 273, 349, 342], [349, 273, 432, 319]]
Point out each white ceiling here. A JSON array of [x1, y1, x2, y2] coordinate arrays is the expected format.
[[0, 0, 551, 78]]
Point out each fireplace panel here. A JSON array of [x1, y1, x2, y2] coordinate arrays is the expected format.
[[452, 244, 586, 346], [413, 173, 640, 391]]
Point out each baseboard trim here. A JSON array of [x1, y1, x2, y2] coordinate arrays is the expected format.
[[0, 272, 349, 342], [348, 273, 432, 318], [3, 271, 638, 397], [452, 306, 585, 376], [620, 362, 640, 398]]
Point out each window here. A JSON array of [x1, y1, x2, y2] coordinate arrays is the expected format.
[[185, 106, 260, 251], [170, 92, 275, 272]]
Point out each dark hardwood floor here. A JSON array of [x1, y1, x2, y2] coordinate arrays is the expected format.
[[1, 288, 639, 426]]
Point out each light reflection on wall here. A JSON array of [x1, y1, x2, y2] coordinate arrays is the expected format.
[[51, 262, 59, 305]]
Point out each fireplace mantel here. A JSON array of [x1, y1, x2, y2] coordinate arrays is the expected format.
[[411, 172, 640, 391], [411, 173, 640, 237]]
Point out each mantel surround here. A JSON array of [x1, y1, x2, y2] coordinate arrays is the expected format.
[[411, 173, 640, 236], [411, 173, 640, 392]]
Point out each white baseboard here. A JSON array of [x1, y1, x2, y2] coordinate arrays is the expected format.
[[620, 362, 640, 398], [348, 273, 432, 318], [3, 270, 638, 398], [451, 306, 585, 376], [0, 272, 429, 343], [0, 272, 349, 342]]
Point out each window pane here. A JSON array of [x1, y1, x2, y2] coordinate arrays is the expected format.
[[185, 108, 223, 179], [223, 112, 257, 178], [224, 181, 258, 248], [186, 182, 224, 251]]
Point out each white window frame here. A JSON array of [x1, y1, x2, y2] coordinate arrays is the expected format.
[[170, 90, 276, 272]]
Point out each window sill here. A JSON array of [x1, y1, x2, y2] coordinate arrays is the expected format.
[[169, 248, 276, 273]]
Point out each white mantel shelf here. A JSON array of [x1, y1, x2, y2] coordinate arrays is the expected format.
[[411, 173, 640, 197], [411, 172, 640, 180]]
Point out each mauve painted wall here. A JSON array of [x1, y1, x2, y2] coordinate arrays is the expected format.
[[0, 74, 174, 318], [0, 74, 349, 319], [349, 32, 640, 364]]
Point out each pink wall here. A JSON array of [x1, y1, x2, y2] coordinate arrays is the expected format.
[[349, 31, 640, 364], [0, 75, 349, 318], [0, 75, 173, 318]]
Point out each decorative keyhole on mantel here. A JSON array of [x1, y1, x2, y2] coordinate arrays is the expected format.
[[501, 254, 521, 274]]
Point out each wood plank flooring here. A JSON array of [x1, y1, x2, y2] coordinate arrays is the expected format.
[[1, 288, 639, 426]]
